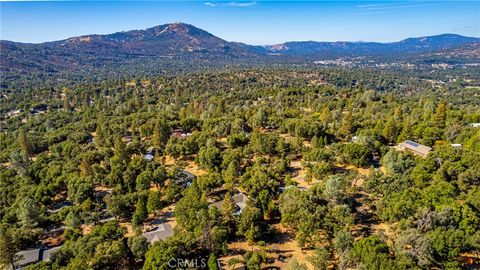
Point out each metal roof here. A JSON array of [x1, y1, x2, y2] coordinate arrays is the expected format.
[[399, 140, 432, 156]]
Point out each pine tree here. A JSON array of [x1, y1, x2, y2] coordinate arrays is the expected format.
[[221, 192, 236, 234], [433, 100, 447, 129], [153, 119, 169, 149], [132, 197, 148, 227], [95, 114, 106, 147], [208, 253, 219, 270], [0, 227, 18, 270], [18, 128, 31, 158], [383, 117, 398, 143], [146, 191, 162, 214], [79, 157, 92, 177], [63, 87, 71, 111]]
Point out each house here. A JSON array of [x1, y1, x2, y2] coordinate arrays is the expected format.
[[210, 193, 248, 216], [30, 104, 48, 115], [451, 144, 462, 148], [469, 123, 480, 128], [47, 200, 73, 214], [144, 147, 155, 161], [175, 170, 195, 187], [6, 109, 21, 118], [143, 154, 154, 161], [41, 246, 62, 262], [142, 223, 174, 244], [398, 140, 432, 157], [121, 135, 133, 144], [171, 129, 192, 139], [14, 249, 41, 269], [13, 245, 63, 268]]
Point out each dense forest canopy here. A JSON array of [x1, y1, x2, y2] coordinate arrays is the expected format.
[[1, 69, 480, 269]]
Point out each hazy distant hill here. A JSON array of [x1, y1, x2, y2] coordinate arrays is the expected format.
[[264, 34, 480, 56], [1, 23, 478, 87]]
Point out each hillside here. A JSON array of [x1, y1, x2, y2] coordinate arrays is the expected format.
[[266, 34, 479, 55], [1, 23, 479, 88]]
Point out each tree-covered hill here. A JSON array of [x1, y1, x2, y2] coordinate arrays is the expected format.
[[1, 69, 479, 269]]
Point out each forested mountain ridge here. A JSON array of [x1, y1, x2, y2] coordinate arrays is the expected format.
[[1, 23, 479, 89], [266, 34, 480, 55]]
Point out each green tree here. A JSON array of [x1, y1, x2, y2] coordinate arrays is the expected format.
[[0, 227, 18, 270], [16, 197, 41, 228], [128, 235, 148, 260], [18, 128, 31, 158], [237, 205, 262, 244], [433, 100, 447, 129], [153, 119, 170, 148], [208, 253, 219, 270], [132, 197, 148, 227], [146, 191, 162, 214]]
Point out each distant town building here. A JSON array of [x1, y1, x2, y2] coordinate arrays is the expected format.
[[451, 144, 462, 148], [171, 129, 192, 138], [6, 109, 21, 118], [144, 147, 155, 161], [398, 140, 432, 157], [469, 123, 480, 128], [143, 154, 154, 161], [30, 104, 48, 115], [142, 223, 174, 244]]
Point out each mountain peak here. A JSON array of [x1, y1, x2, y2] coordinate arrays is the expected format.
[[146, 22, 211, 38]]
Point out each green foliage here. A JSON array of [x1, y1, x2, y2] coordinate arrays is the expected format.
[[337, 143, 372, 167], [132, 196, 148, 227], [1, 70, 479, 270]]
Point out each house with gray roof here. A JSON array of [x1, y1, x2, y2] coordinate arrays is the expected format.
[[14, 249, 41, 269], [142, 223, 174, 244], [41, 246, 62, 262], [210, 193, 248, 216], [13, 245, 64, 269]]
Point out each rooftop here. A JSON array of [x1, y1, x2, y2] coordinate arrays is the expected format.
[[210, 193, 248, 216], [142, 223, 174, 244], [14, 249, 41, 268], [398, 140, 432, 156], [42, 246, 62, 262]]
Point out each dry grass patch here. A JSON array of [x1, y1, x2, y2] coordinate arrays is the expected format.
[[224, 223, 314, 270]]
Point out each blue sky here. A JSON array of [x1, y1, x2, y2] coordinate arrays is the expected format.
[[1, 1, 479, 44]]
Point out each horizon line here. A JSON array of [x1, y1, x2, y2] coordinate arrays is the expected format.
[[1, 22, 478, 45]]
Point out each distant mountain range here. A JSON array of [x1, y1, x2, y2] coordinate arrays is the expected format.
[[1, 22, 479, 87], [265, 34, 479, 57]]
